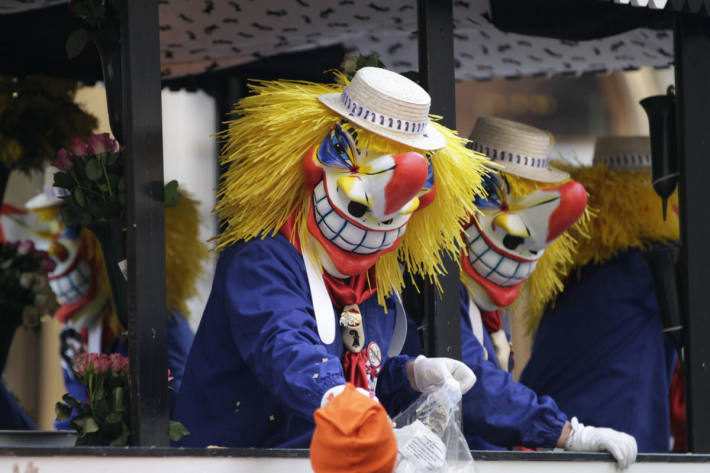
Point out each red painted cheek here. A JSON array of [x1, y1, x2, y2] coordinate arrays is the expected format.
[[302, 146, 323, 190], [384, 152, 429, 215], [545, 180, 587, 243], [418, 184, 437, 210]]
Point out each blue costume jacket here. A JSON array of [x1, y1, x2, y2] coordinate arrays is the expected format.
[[174, 235, 417, 448], [521, 249, 676, 453], [404, 287, 566, 450]]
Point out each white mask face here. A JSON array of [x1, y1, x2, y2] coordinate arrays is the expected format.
[[305, 123, 435, 276], [462, 173, 586, 309]]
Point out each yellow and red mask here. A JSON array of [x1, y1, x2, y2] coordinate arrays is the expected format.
[[303, 123, 436, 276], [463, 172, 587, 310]]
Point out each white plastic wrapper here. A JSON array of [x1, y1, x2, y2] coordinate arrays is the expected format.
[[392, 379, 474, 473]]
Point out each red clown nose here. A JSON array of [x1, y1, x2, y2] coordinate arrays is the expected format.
[[545, 181, 587, 243], [384, 152, 429, 215]]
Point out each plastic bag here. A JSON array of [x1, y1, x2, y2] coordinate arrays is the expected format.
[[392, 379, 474, 473]]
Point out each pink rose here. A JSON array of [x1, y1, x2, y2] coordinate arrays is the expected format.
[[110, 353, 129, 374], [70, 137, 88, 156], [97, 354, 111, 374], [76, 353, 97, 376], [52, 148, 72, 170], [42, 258, 57, 273], [87, 133, 118, 154], [17, 240, 35, 255]]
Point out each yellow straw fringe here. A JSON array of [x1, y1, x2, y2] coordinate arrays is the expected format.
[[165, 191, 209, 318], [519, 164, 678, 334], [84, 190, 208, 336], [214, 75, 488, 305], [502, 173, 594, 335]]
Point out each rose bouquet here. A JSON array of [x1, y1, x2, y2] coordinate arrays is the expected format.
[[55, 352, 189, 446], [51, 133, 181, 227], [0, 240, 59, 371], [51, 133, 125, 227]]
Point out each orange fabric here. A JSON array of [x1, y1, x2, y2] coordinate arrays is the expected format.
[[310, 383, 397, 473]]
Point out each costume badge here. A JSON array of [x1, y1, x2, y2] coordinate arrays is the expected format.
[[339, 304, 364, 353], [367, 341, 382, 368]]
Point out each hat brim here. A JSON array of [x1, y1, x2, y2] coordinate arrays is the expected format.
[[318, 93, 446, 151], [489, 161, 569, 183], [26, 192, 64, 210]]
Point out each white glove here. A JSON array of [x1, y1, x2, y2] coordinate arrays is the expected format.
[[564, 417, 638, 469], [411, 355, 476, 394], [320, 384, 377, 407]]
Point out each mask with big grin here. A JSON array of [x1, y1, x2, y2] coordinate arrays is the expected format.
[[304, 123, 436, 277], [462, 173, 587, 310]]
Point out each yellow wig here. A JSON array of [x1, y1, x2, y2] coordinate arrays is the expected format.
[[500, 172, 593, 335], [86, 191, 208, 336], [165, 191, 209, 318], [520, 163, 679, 333], [215, 74, 488, 305]]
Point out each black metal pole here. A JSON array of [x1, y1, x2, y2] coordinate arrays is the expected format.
[[415, 0, 461, 360], [674, 13, 710, 453], [120, 0, 169, 446]]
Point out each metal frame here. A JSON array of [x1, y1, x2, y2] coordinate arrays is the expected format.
[[52, 0, 710, 452], [413, 0, 462, 360], [120, 0, 168, 446], [674, 12, 710, 453]]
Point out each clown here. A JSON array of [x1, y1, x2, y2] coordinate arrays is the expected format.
[[0, 171, 207, 418], [174, 67, 484, 448], [404, 117, 637, 467], [521, 136, 679, 453]]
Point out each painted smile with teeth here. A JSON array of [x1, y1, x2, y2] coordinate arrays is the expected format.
[[313, 181, 406, 255], [465, 220, 540, 287]]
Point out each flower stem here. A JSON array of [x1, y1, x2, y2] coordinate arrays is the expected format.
[[101, 154, 113, 197]]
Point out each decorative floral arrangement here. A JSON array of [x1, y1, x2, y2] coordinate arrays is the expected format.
[[51, 133, 125, 227], [0, 75, 97, 175], [52, 133, 182, 226], [55, 352, 189, 446], [0, 240, 59, 334]]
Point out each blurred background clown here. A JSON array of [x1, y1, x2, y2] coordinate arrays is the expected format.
[[174, 67, 486, 448], [521, 136, 679, 453], [405, 117, 637, 468], [0, 168, 208, 422]]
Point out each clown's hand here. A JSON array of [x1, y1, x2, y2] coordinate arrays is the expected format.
[[320, 384, 377, 408], [409, 355, 476, 394], [564, 417, 637, 469]]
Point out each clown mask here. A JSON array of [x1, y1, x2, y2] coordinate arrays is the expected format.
[[463, 173, 587, 311], [303, 123, 435, 277]]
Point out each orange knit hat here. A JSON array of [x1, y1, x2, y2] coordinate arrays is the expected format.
[[310, 384, 397, 473]]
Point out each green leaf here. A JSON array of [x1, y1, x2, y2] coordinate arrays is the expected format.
[[164, 179, 182, 207], [169, 420, 190, 442], [85, 158, 103, 181], [62, 393, 81, 408], [74, 187, 86, 207], [110, 430, 130, 446], [66, 28, 90, 59], [55, 402, 73, 421], [104, 411, 122, 425], [83, 416, 100, 434], [53, 172, 74, 189]]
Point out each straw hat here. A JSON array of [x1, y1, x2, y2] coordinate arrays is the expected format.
[[468, 117, 568, 183], [319, 67, 445, 151], [593, 136, 651, 171]]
